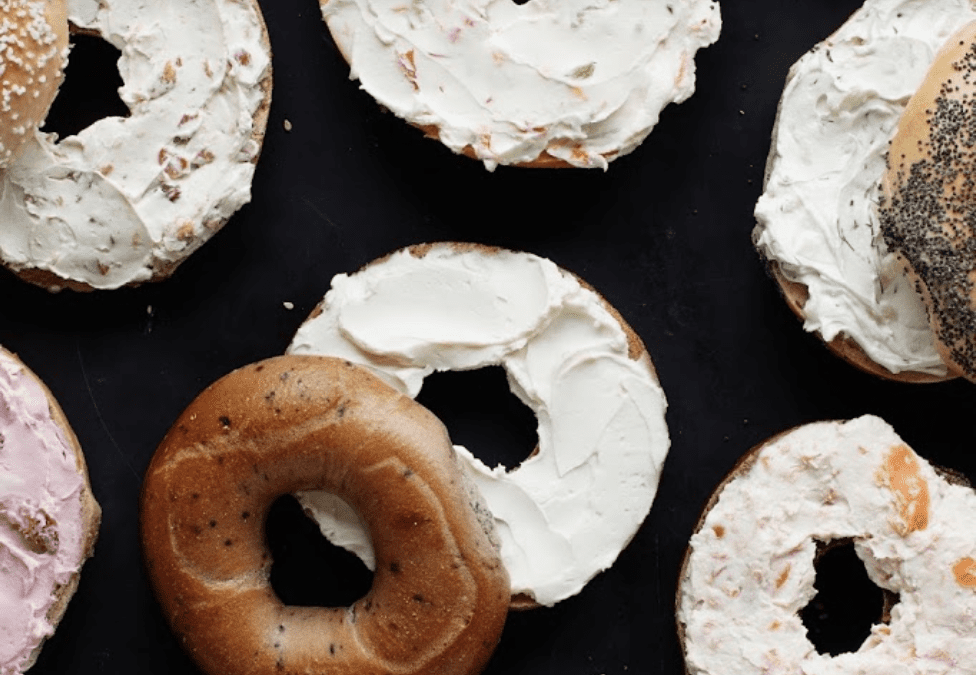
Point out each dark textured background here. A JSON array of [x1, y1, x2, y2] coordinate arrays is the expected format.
[[2, 0, 974, 673]]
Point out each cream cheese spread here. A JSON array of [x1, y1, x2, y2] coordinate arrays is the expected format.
[[0, 349, 90, 673], [321, 0, 721, 169], [678, 415, 976, 675], [752, 0, 976, 377], [288, 244, 670, 606], [0, 0, 271, 290]]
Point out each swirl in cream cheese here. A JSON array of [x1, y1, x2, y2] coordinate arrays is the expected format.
[[321, 0, 721, 169], [0, 0, 271, 290], [288, 244, 670, 606], [753, 0, 976, 377], [678, 415, 976, 675], [0, 349, 91, 672]]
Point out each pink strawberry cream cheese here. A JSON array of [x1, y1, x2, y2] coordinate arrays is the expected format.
[[0, 349, 96, 673]]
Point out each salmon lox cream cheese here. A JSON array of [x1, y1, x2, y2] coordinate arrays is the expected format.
[[678, 416, 976, 675]]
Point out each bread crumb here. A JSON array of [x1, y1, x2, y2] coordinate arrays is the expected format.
[[283, 119, 292, 132], [283, 301, 294, 310]]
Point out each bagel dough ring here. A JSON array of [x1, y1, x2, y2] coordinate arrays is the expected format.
[[140, 355, 510, 675], [879, 21, 976, 382], [677, 415, 976, 674], [753, 0, 976, 381], [0, 0, 69, 167], [288, 243, 670, 607], [0, 0, 272, 291], [320, 0, 721, 169], [0, 345, 101, 674]]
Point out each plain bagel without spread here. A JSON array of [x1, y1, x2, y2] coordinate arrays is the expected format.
[[879, 20, 976, 383], [140, 355, 510, 675]]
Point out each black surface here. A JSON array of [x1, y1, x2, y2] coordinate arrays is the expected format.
[[2, 1, 975, 674]]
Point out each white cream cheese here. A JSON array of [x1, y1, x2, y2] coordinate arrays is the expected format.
[[321, 0, 721, 169], [678, 415, 976, 675], [752, 0, 976, 377], [288, 244, 670, 606], [0, 0, 271, 290]]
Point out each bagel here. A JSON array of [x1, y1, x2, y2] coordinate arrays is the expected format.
[[319, 0, 721, 169], [140, 355, 510, 675], [0, 345, 100, 673], [879, 21, 976, 382], [288, 243, 669, 608], [0, 0, 69, 167], [677, 415, 976, 674], [753, 0, 976, 381], [0, 0, 272, 291]]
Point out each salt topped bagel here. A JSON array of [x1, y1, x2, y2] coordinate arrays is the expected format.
[[140, 355, 509, 675], [677, 415, 976, 674], [753, 0, 976, 382], [879, 21, 976, 383], [0, 0, 68, 167], [288, 243, 669, 607], [0, 0, 272, 291], [0, 346, 100, 673], [321, 0, 721, 169]]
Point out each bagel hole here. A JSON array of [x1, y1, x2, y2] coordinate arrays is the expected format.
[[266, 495, 373, 607], [415, 366, 538, 471], [43, 32, 130, 140], [800, 538, 899, 656]]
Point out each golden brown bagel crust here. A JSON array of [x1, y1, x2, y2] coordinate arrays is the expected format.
[[0, 0, 68, 166], [879, 21, 976, 382], [140, 355, 509, 675]]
